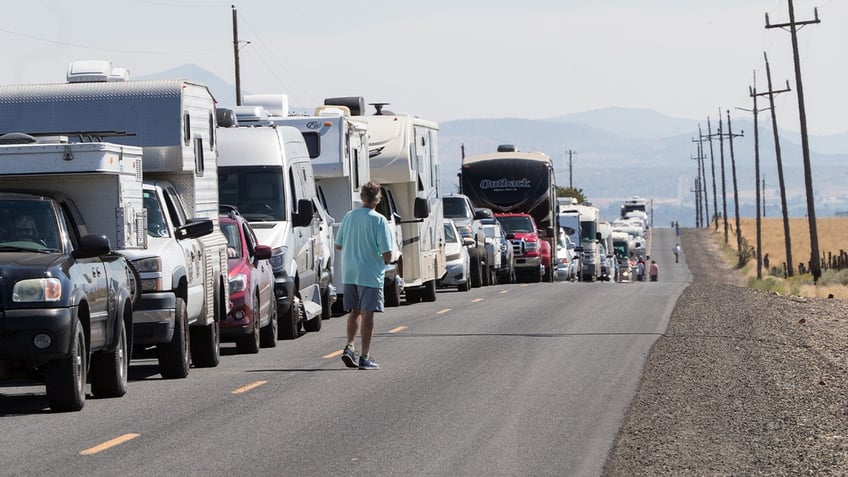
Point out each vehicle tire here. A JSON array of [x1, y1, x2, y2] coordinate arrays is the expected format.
[[320, 286, 331, 320], [490, 266, 499, 285], [90, 312, 129, 398], [481, 261, 491, 286], [531, 267, 542, 283], [405, 287, 421, 304], [384, 277, 400, 307], [191, 285, 222, 368], [421, 279, 437, 302], [260, 296, 278, 348], [157, 297, 190, 379], [543, 266, 552, 283], [236, 293, 261, 354], [279, 297, 301, 340], [304, 306, 322, 332], [45, 317, 87, 412], [470, 255, 482, 288], [458, 279, 470, 292]]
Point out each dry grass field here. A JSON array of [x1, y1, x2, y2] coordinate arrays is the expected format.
[[708, 216, 848, 298]]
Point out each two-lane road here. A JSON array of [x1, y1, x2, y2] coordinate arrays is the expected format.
[[1, 228, 690, 476]]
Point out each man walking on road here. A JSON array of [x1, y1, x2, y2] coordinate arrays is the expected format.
[[335, 181, 394, 370], [673, 243, 681, 263]]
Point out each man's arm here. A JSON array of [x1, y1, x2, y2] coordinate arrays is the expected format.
[[382, 251, 392, 264]]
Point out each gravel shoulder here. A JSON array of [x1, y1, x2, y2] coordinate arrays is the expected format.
[[603, 228, 848, 476]]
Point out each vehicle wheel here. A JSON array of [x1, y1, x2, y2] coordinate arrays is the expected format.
[[490, 267, 499, 285], [543, 266, 552, 283], [279, 297, 301, 340], [458, 279, 470, 292], [384, 277, 400, 307], [90, 311, 129, 398], [320, 286, 331, 320], [421, 279, 437, 302], [531, 267, 542, 283], [405, 288, 421, 304], [45, 318, 87, 412], [190, 320, 221, 368], [236, 293, 261, 354], [304, 306, 323, 332], [158, 297, 190, 379], [470, 256, 482, 288], [260, 297, 278, 348]]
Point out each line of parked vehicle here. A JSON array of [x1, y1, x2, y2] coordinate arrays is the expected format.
[[0, 61, 448, 411]]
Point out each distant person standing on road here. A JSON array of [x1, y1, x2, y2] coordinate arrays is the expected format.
[[636, 256, 646, 282], [673, 243, 681, 263], [649, 260, 659, 282], [335, 181, 393, 370]]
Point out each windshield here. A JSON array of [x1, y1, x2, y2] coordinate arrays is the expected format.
[[0, 198, 62, 252], [220, 221, 243, 259], [497, 215, 533, 233], [218, 166, 286, 221], [442, 197, 472, 219]]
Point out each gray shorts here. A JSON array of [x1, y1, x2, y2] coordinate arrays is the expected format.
[[343, 284, 384, 312]]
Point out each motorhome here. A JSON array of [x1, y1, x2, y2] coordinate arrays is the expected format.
[[561, 203, 602, 282], [0, 61, 230, 375], [460, 145, 557, 281], [361, 104, 445, 304]]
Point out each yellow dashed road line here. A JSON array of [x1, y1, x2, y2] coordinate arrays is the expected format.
[[388, 326, 407, 333], [436, 308, 451, 314], [472, 298, 484, 303], [80, 433, 140, 455], [232, 380, 268, 394]]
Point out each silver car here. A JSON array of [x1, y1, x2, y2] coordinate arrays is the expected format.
[[439, 219, 471, 291]]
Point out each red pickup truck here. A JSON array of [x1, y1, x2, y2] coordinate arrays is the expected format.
[[494, 213, 551, 283]]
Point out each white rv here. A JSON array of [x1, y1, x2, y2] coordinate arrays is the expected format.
[[561, 203, 602, 282], [362, 104, 446, 304], [0, 62, 230, 376], [216, 125, 327, 339]]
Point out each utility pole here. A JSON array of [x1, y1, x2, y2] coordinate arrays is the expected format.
[[760, 52, 794, 277], [739, 71, 764, 279], [703, 119, 720, 231], [691, 178, 702, 228], [691, 131, 708, 227], [232, 5, 242, 106], [726, 110, 744, 256], [766, 0, 822, 282], [566, 150, 576, 189], [715, 112, 729, 244]]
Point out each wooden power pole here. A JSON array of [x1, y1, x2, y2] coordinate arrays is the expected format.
[[232, 5, 242, 106], [766, 0, 822, 282]]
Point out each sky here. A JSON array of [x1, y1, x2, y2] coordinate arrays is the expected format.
[[2, 0, 845, 136]]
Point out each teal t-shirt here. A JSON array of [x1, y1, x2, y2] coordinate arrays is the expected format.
[[335, 207, 393, 288]]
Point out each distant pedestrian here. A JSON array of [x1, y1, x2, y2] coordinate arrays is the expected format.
[[673, 243, 680, 263], [649, 260, 659, 282], [636, 256, 646, 282], [763, 253, 770, 270], [675, 221, 680, 236], [335, 181, 393, 370]]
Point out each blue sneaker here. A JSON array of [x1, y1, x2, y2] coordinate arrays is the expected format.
[[358, 355, 380, 370], [341, 346, 358, 368]]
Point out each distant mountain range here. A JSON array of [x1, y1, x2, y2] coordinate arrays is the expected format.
[[141, 65, 848, 227]]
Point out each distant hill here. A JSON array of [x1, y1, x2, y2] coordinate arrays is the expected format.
[[141, 64, 848, 227]]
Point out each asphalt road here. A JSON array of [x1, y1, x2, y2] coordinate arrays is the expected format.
[[1, 228, 690, 477]]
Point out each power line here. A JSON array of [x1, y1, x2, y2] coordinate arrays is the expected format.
[[0, 27, 225, 55]]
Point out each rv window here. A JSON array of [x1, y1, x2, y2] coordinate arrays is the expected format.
[[289, 167, 298, 212], [302, 132, 320, 159], [208, 112, 216, 148], [183, 111, 191, 146], [194, 138, 205, 176]]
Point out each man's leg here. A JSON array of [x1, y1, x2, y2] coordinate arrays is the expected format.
[[360, 310, 375, 357], [346, 309, 361, 347]]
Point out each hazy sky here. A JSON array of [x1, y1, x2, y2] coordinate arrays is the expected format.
[[2, 0, 845, 135]]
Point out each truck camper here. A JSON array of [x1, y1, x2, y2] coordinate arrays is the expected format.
[[561, 203, 601, 282], [361, 103, 445, 304], [0, 61, 230, 376]]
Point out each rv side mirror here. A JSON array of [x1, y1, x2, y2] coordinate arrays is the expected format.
[[595, 232, 602, 241], [413, 197, 429, 219], [293, 199, 314, 227], [254, 244, 272, 261], [177, 219, 214, 239], [73, 234, 112, 259], [462, 237, 475, 247]]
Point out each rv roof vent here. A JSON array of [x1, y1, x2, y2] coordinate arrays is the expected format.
[[216, 108, 238, 128], [315, 105, 351, 117], [324, 96, 365, 116], [0, 133, 38, 145], [242, 94, 289, 118], [108, 66, 130, 82], [67, 60, 113, 83], [369, 102, 393, 116], [233, 105, 271, 123], [497, 144, 517, 152]]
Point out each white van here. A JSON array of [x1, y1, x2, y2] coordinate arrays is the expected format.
[[216, 125, 329, 339]]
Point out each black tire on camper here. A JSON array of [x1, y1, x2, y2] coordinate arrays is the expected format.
[[157, 297, 190, 379], [45, 317, 87, 412], [320, 286, 331, 320], [384, 277, 401, 307], [421, 279, 437, 302], [190, 285, 222, 368]]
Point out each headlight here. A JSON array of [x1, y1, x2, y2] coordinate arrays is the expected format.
[[133, 257, 162, 273], [13, 278, 62, 302], [229, 273, 247, 294], [269, 246, 288, 273], [525, 241, 538, 252], [140, 278, 162, 292]]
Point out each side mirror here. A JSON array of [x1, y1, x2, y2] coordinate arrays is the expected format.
[[177, 219, 214, 239], [413, 197, 429, 219], [505, 233, 515, 240], [462, 237, 475, 247], [293, 199, 314, 227], [595, 232, 602, 241], [254, 244, 272, 260], [73, 234, 111, 259]]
